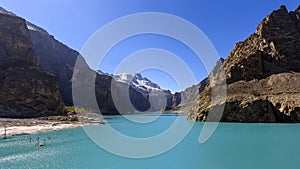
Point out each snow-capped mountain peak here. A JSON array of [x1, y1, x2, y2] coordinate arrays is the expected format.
[[97, 71, 164, 93], [113, 73, 162, 92]]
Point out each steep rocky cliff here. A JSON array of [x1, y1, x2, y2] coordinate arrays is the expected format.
[[220, 5, 300, 84], [169, 78, 208, 113], [28, 20, 169, 114], [28, 24, 78, 106], [0, 67, 65, 117], [188, 5, 300, 122], [0, 14, 37, 70], [0, 12, 65, 118], [169, 58, 224, 113]]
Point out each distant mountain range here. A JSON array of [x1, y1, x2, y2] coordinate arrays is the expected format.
[[0, 5, 299, 122], [97, 71, 170, 93], [0, 7, 174, 117]]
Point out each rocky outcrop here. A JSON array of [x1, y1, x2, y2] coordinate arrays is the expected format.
[[28, 21, 172, 114], [0, 12, 65, 118], [189, 73, 300, 122], [28, 24, 79, 106], [73, 63, 169, 115], [188, 5, 300, 122], [0, 67, 65, 118], [218, 5, 300, 84], [168, 78, 208, 113], [104, 72, 174, 112], [0, 14, 37, 71], [168, 58, 224, 113]]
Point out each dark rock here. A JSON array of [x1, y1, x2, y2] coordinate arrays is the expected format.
[[169, 78, 208, 113], [168, 58, 224, 113], [28, 27, 79, 106], [188, 6, 300, 122], [219, 6, 300, 84], [72, 62, 165, 115], [0, 67, 65, 118], [0, 13, 65, 118], [189, 73, 300, 122], [29, 22, 171, 114], [0, 14, 37, 71]]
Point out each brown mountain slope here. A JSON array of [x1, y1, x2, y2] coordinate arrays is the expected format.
[[188, 5, 300, 122], [0, 13, 65, 118]]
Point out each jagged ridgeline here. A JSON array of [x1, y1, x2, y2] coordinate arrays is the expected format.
[[188, 5, 300, 122], [0, 12, 65, 117], [0, 7, 174, 117], [1, 5, 299, 121]]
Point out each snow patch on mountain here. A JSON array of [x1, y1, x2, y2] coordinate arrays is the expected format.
[[26, 21, 49, 35], [97, 70, 112, 76], [114, 73, 162, 92], [97, 71, 165, 93], [0, 7, 16, 16], [0, 7, 49, 35]]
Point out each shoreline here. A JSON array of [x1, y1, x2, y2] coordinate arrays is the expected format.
[[0, 117, 104, 137]]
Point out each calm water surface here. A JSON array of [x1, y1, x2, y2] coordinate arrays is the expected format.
[[1, 114, 300, 169]]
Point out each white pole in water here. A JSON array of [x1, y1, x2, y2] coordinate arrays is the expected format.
[[4, 124, 7, 139]]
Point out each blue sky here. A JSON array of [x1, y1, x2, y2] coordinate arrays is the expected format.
[[0, 0, 299, 92]]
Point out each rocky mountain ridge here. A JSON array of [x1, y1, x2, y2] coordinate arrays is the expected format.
[[188, 5, 300, 122], [0, 7, 172, 116], [98, 71, 170, 94], [0, 12, 65, 118], [169, 58, 224, 113], [1, 5, 299, 121]]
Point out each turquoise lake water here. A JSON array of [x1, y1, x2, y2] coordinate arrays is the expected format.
[[1, 114, 300, 169]]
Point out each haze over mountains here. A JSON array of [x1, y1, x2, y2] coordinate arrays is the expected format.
[[0, 5, 299, 122]]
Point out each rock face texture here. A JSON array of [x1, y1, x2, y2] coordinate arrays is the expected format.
[[0, 67, 65, 117], [168, 58, 224, 113], [0, 13, 65, 118], [0, 14, 37, 70], [188, 6, 300, 122], [221, 5, 300, 84], [28, 25, 79, 106], [104, 72, 174, 112], [28, 20, 170, 114], [73, 62, 173, 115], [168, 78, 208, 113]]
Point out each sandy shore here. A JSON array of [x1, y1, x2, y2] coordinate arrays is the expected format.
[[0, 117, 104, 137]]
